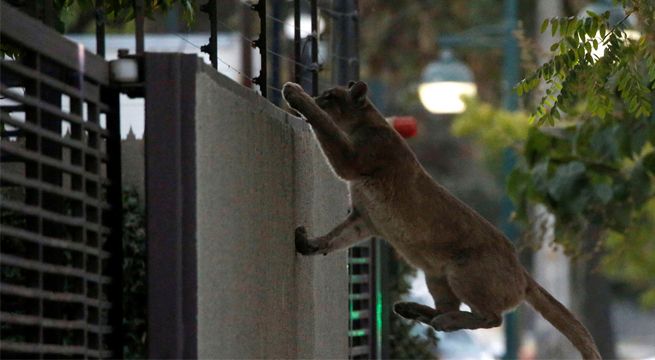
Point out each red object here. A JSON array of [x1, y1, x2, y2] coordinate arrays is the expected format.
[[388, 116, 418, 138]]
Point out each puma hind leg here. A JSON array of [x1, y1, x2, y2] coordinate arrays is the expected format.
[[393, 302, 502, 332], [393, 275, 463, 325], [429, 311, 502, 332]]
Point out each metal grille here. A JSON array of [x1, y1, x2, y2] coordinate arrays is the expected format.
[[348, 240, 377, 359], [0, 4, 122, 358]]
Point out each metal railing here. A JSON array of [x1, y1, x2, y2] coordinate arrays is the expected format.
[[348, 240, 378, 359], [0, 4, 122, 358]]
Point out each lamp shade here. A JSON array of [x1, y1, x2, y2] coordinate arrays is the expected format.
[[418, 50, 477, 114]]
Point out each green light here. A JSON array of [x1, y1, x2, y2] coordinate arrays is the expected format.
[[375, 240, 383, 356], [348, 329, 368, 337], [348, 257, 369, 264], [376, 289, 383, 339]]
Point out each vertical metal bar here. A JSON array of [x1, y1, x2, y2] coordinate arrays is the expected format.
[[104, 88, 124, 359], [369, 238, 378, 359], [501, 0, 520, 359], [293, 0, 301, 84], [270, 0, 282, 104], [200, 0, 218, 69], [310, 0, 318, 96], [43, 0, 57, 28], [29, 52, 45, 360], [95, 0, 106, 57], [253, 0, 267, 98], [241, 3, 253, 87], [40, 49, 64, 359], [145, 53, 198, 359], [332, 0, 358, 84], [351, 0, 360, 81], [208, 0, 218, 69], [134, 0, 145, 55], [332, 0, 347, 85], [502, 0, 519, 112], [377, 241, 391, 359]]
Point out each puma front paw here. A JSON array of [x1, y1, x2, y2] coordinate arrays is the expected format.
[[282, 82, 308, 109], [295, 226, 319, 255]]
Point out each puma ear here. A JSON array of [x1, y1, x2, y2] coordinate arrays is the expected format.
[[347, 80, 357, 88], [349, 81, 368, 107]]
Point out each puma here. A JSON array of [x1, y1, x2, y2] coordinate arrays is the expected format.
[[282, 81, 601, 359]]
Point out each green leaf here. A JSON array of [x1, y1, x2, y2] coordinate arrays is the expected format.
[[541, 18, 550, 34], [591, 17, 599, 37], [551, 18, 559, 37]]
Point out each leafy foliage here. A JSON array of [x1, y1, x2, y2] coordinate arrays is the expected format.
[[511, 0, 655, 306], [452, 97, 655, 306], [602, 200, 655, 307], [122, 188, 147, 359], [452, 97, 530, 174], [516, 1, 655, 126], [56, 0, 196, 25]]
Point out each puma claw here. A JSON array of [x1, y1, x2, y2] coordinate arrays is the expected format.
[[295, 226, 318, 255]]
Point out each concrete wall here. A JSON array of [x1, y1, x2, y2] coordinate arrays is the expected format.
[[194, 66, 350, 358]]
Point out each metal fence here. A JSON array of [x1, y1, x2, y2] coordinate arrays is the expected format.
[[0, 4, 123, 358]]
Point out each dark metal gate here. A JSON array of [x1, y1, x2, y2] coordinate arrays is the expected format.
[[0, 4, 122, 358]]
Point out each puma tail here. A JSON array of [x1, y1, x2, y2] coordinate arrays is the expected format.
[[524, 275, 601, 360]]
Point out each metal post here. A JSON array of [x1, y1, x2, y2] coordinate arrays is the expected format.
[[200, 0, 218, 69], [502, 0, 520, 111], [332, 0, 348, 85], [270, 0, 282, 104], [134, 0, 145, 55], [293, 0, 301, 84], [501, 0, 520, 359], [332, 0, 359, 85], [369, 237, 378, 359], [104, 87, 124, 359], [95, 0, 106, 57], [241, 3, 253, 87], [351, 0, 360, 81], [310, 0, 318, 96], [145, 53, 198, 359], [252, 0, 267, 98], [42, 0, 57, 28]]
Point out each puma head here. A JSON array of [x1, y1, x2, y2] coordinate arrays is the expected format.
[[314, 81, 382, 133]]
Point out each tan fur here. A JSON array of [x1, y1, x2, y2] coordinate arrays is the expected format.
[[282, 81, 601, 360]]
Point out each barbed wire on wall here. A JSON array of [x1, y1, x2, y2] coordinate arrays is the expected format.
[[192, 0, 359, 102], [233, 2, 359, 74], [173, 33, 285, 95]]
